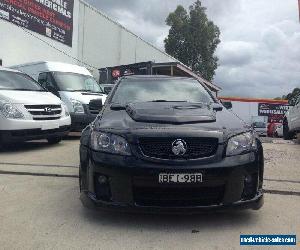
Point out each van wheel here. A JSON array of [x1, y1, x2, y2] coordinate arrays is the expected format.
[[283, 121, 294, 140], [0, 135, 3, 151], [47, 137, 62, 144]]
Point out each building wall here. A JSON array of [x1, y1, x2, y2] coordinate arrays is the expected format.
[[77, 1, 175, 75], [0, 0, 175, 77]]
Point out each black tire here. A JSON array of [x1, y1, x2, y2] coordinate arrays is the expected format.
[[283, 120, 294, 140], [47, 137, 62, 144], [79, 168, 82, 192], [0, 135, 4, 151]]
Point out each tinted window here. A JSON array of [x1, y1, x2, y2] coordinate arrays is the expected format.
[[52, 72, 104, 93], [112, 78, 213, 105], [0, 70, 44, 91]]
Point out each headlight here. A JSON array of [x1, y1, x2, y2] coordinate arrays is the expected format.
[[62, 103, 70, 117], [0, 101, 24, 119], [70, 99, 84, 114], [91, 131, 131, 156], [226, 132, 257, 156]]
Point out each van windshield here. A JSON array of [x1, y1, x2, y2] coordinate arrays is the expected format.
[[52, 72, 104, 93], [0, 71, 44, 91]]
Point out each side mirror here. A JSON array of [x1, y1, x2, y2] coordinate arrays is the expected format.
[[104, 87, 112, 95], [212, 103, 223, 112], [38, 79, 47, 88], [89, 99, 103, 112], [221, 101, 232, 110]]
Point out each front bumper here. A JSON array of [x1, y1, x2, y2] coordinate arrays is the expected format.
[[80, 149, 264, 214], [80, 191, 263, 214], [0, 125, 70, 143]]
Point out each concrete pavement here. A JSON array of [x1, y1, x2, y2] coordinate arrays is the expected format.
[[0, 138, 299, 249]]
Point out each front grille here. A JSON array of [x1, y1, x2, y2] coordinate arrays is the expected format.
[[25, 105, 62, 120], [139, 137, 218, 159], [133, 185, 225, 207]]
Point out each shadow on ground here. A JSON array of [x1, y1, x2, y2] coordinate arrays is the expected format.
[[0, 134, 81, 153], [79, 205, 258, 232]]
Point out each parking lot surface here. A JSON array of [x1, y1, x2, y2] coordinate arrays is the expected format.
[[0, 137, 299, 249]]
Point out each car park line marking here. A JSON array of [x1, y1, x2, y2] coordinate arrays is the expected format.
[[264, 178, 300, 184], [264, 189, 300, 197], [0, 170, 78, 179], [0, 162, 78, 168]]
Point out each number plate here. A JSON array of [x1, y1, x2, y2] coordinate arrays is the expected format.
[[41, 123, 59, 131], [159, 173, 203, 184]]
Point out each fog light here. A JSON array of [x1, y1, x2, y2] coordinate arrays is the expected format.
[[94, 174, 111, 201], [242, 173, 258, 200], [98, 175, 108, 184]]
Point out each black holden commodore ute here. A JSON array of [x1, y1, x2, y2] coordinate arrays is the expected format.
[[79, 75, 264, 213]]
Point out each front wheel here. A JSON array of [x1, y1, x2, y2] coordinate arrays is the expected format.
[[47, 137, 62, 144], [283, 121, 294, 140]]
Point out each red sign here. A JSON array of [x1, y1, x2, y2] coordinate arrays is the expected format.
[[112, 69, 121, 78], [0, 0, 74, 46], [268, 114, 284, 124]]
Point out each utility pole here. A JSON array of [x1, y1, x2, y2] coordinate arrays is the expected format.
[[299, 0, 300, 22]]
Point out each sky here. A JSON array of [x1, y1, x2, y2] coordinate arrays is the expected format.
[[86, 0, 300, 98]]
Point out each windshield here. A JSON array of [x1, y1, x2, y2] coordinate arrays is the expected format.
[[111, 78, 213, 105], [52, 72, 104, 93], [0, 71, 44, 91]]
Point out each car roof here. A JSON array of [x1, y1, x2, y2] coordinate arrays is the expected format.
[[0, 66, 21, 73], [11, 61, 92, 76]]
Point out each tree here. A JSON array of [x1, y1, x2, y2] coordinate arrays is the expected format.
[[275, 88, 300, 104], [164, 0, 220, 81]]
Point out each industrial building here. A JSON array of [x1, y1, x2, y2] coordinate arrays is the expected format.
[[0, 0, 220, 94]]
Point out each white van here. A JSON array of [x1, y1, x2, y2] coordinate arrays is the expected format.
[[0, 67, 71, 145], [11, 62, 107, 131]]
